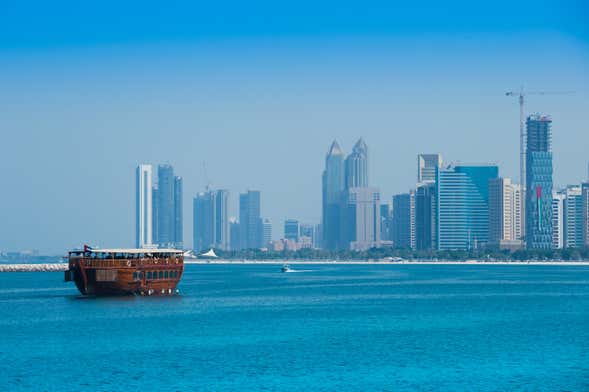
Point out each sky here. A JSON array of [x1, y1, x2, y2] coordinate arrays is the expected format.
[[1, 0, 588, 254]]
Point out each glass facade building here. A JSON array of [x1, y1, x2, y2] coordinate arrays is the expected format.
[[392, 192, 414, 249], [239, 190, 262, 249], [436, 164, 499, 250], [193, 189, 230, 252], [345, 139, 368, 189], [415, 182, 436, 250], [154, 165, 183, 249], [525, 115, 553, 249], [322, 141, 345, 250], [284, 219, 300, 242]]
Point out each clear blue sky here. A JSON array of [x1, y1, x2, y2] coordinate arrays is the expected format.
[[1, 0, 588, 253]]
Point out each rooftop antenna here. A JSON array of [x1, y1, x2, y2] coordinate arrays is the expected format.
[[202, 161, 212, 192]]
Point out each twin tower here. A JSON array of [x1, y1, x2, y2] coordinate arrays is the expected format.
[[322, 139, 380, 251]]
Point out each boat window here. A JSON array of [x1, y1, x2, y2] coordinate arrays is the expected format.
[[132, 272, 137, 280], [164, 271, 168, 279], [147, 271, 152, 279], [158, 271, 163, 279]]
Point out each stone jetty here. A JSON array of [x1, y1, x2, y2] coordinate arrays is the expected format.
[[0, 263, 68, 272]]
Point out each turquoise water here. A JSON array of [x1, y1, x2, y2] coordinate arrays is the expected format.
[[1, 264, 588, 391]]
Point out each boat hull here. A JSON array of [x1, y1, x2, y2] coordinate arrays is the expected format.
[[66, 256, 183, 296]]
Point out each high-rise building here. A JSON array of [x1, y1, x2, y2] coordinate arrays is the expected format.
[[563, 185, 584, 248], [488, 178, 523, 249], [239, 190, 262, 249], [173, 176, 183, 249], [229, 218, 241, 251], [417, 154, 442, 183], [436, 164, 499, 250], [380, 203, 393, 242], [415, 182, 436, 250], [525, 114, 553, 249], [552, 190, 565, 249], [151, 185, 158, 245], [341, 187, 381, 250], [262, 219, 272, 248], [582, 183, 589, 248], [153, 164, 183, 249], [135, 164, 153, 248], [345, 138, 368, 189], [157, 164, 175, 248], [299, 223, 316, 248], [322, 141, 345, 250], [284, 219, 300, 242], [392, 192, 415, 249], [193, 189, 230, 252]]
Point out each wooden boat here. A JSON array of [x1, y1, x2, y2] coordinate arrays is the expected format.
[[65, 247, 184, 296]]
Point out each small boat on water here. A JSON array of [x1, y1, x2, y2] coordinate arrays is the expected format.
[[281, 264, 295, 273]]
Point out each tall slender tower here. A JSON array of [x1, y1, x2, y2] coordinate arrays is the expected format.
[[173, 176, 183, 249], [239, 190, 262, 249], [322, 140, 345, 250], [525, 114, 553, 249], [135, 164, 153, 248], [193, 189, 230, 251], [345, 138, 368, 189]]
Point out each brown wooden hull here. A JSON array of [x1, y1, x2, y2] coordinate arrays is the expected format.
[[65, 256, 184, 296]]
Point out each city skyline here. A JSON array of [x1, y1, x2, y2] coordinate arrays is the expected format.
[[1, 1, 588, 253]]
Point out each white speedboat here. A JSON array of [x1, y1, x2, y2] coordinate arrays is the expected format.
[[281, 264, 295, 273]]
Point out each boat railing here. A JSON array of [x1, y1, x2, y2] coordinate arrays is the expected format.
[[75, 257, 183, 268]]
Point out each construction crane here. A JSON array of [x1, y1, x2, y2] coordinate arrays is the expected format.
[[505, 87, 573, 240]]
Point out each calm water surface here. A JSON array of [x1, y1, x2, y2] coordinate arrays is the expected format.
[[1, 264, 588, 391]]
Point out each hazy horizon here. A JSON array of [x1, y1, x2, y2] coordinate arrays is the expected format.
[[1, 1, 588, 253]]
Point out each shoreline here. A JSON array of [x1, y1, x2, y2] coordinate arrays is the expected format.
[[2, 260, 589, 272], [185, 260, 589, 266]]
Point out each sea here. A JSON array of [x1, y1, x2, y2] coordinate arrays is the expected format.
[[1, 263, 588, 391]]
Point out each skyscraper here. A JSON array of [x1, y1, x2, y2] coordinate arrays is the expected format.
[[488, 178, 523, 249], [151, 185, 158, 245], [174, 176, 183, 249], [157, 164, 175, 248], [415, 182, 436, 250], [341, 187, 381, 250], [417, 154, 442, 183], [193, 189, 230, 252], [322, 141, 345, 250], [552, 191, 565, 249], [135, 164, 153, 248], [284, 219, 300, 242], [345, 138, 368, 189], [525, 114, 553, 249], [262, 219, 272, 248], [436, 164, 499, 250], [299, 223, 316, 247], [156, 164, 183, 249], [379, 203, 393, 242], [239, 190, 262, 249], [563, 185, 583, 248], [582, 183, 589, 248], [229, 217, 241, 251], [392, 192, 415, 249]]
